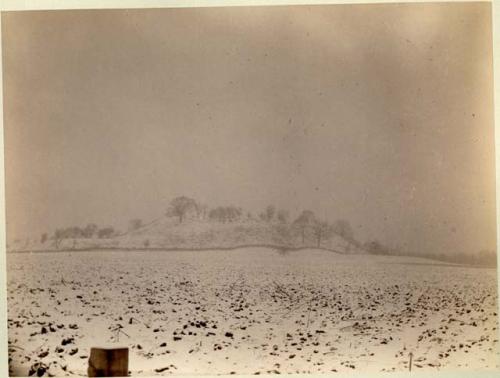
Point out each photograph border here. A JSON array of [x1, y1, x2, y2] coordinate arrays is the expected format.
[[0, 1, 498, 377]]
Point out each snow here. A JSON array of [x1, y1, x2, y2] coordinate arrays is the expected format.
[[6, 248, 499, 376]]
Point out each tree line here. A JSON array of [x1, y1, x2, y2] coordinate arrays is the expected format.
[[163, 196, 357, 248], [41, 224, 117, 248]]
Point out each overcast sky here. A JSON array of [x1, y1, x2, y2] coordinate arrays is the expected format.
[[2, 3, 495, 255]]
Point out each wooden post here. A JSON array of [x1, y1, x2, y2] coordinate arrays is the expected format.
[[408, 352, 413, 372], [88, 347, 128, 377]]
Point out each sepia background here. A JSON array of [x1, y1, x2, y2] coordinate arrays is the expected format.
[[1, 1, 498, 377]]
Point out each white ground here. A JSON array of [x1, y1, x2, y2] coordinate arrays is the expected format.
[[6, 248, 500, 376]]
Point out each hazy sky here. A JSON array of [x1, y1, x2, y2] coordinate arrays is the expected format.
[[2, 3, 495, 255]]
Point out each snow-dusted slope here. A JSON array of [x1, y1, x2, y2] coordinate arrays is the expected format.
[[8, 217, 365, 254]]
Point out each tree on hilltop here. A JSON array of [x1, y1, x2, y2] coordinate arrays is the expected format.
[[277, 209, 289, 223], [265, 205, 276, 222], [166, 196, 197, 224], [312, 220, 333, 248], [332, 219, 354, 242], [209, 206, 242, 223], [194, 203, 208, 220], [292, 210, 317, 244], [98, 227, 115, 239], [82, 223, 98, 238]]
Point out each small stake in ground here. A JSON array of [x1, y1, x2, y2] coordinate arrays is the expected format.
[[408, 351, 413, 372], [109, 324, 130, 343]]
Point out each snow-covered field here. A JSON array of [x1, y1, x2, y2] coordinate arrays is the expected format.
[[6, 248, 500, 376]]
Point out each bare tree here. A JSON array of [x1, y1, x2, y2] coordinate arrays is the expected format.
[[98, 227, 115, 239], [277, 209, 289, 223], [332, 219, 354, 241], [53, 229, 64, 249], [82, 223, 98, 238], [209, 207, 227, 222], [194, 203, 208, 220], [209, 206, 242, 223], [312, 220, 332, 248], [166, 196, 197, 223], [292, 210, 317, 245], [274, 223, 292, 245], [265, 205, 276, 222]]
